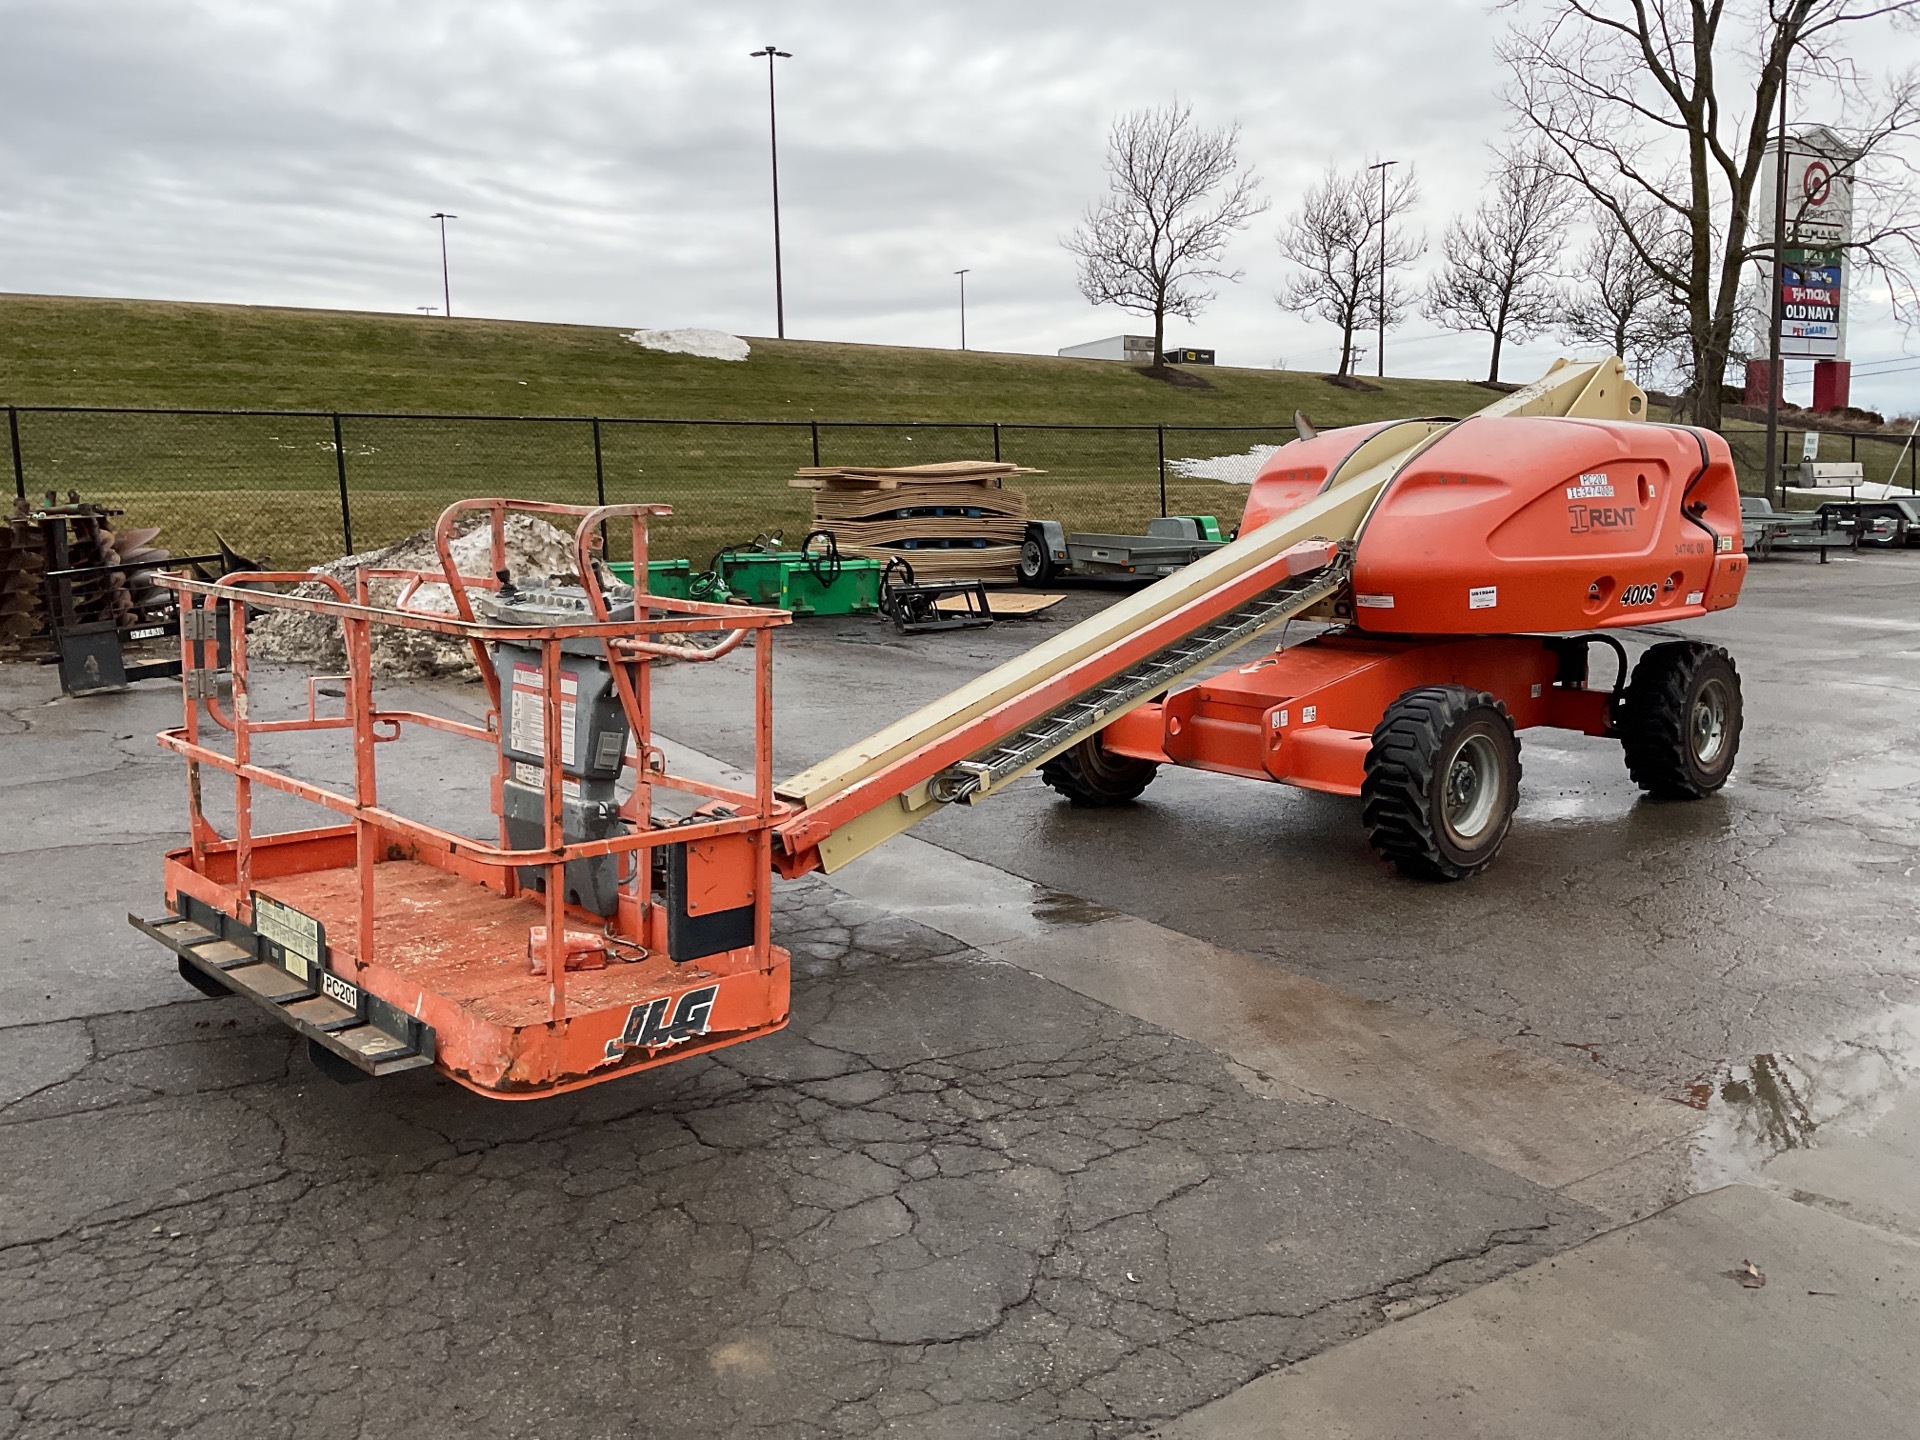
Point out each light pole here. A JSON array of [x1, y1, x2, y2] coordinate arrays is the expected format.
[[1367, 160, 1397, 379], [1763, 68, 1789, 506], [751, 45, 792, 339], [430, 212, 457, 318], [954, 269, 970, 350]]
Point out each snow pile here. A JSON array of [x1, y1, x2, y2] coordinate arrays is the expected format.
[[623, 328, 751, 362], [1788, 481, 1920, 501], [1166, 444, 1283, 487], [249, 514, 581, 679]]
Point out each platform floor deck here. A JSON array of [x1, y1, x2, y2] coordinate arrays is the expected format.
[[261, 860, 680, 1029]]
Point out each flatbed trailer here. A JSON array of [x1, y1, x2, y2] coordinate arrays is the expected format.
[[1017, 515, 1225, 585], [132, 357, 1748, 1099], [1740, 496, 1856, 562]]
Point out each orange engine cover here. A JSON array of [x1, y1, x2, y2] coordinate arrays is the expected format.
[[1244, 415, 1748, 634], [1241, 420, 1403, 533]]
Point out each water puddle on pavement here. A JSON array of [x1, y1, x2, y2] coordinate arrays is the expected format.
[[1525, 788, 1636, 822], [1689, 1003, 1920, 1188], [1815, 758, 1920, 814], [1028, 889, 1117, 929]]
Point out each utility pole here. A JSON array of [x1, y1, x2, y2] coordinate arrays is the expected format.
[[1368, 160, 1398, 379], [954, 269, 970, 350], [430, 212, 457, 318], [1764, 69, 1789, 506], [751, 45, 792, 339]]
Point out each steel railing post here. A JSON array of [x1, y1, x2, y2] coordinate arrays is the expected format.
[[1157, 425, 1167, 517], [332, 413, 354, 555], [592, 417, 606, 506], [809, 419, 820, 467], [993, 422, 1002, 463], [7, 407, 23, 500]]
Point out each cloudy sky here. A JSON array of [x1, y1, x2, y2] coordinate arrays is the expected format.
[[5, 0, 1920, 411]]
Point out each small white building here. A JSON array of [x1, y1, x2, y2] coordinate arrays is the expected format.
[[1058, 335, 1158, 364]]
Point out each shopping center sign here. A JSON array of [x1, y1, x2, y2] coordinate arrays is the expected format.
[[1754, 127, 1856, 359]]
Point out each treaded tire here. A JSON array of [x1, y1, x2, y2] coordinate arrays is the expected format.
[[1618, 642, 1742, 799], [176, 955, 233, 998], [1017, 533, 1055, 587], [1362, 686, 1521, 881], [1040, 733, 1158, 806]]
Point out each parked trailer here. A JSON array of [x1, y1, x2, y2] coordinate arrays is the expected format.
[[1815, 496, 1920, 548], [1740, 496, 1857, 562], [1017, 515, 1226, 584]]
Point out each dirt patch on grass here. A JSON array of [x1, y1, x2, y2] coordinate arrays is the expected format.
[[1134, 364, 1214, 390]]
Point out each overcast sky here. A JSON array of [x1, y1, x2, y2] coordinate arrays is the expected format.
[[5, 0, 1920, 412]]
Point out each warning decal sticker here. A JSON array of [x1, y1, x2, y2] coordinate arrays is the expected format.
[[253, 892, 323, 982], [510, 664, 579, 764]]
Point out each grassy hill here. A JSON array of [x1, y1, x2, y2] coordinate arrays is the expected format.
[[2, 293, 1504, 565], [1, 293, 1493, 423]]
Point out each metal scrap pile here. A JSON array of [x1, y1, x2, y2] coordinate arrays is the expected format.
[[1, 493, 171, 649], [247, 514, 584, 680]]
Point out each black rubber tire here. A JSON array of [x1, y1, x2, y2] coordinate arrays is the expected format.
[[306, 1039, 373, 1086], [176, 955, 233, 998], [1040, 733, 1159, 806], [1362, 686, 1522, 881], [1017, 532, 1055, 587], [1618, 642, 1742, 799]]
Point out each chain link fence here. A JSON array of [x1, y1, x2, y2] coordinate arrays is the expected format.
[[28, 401, 1906, 570], [4, 406, 1290, 569]]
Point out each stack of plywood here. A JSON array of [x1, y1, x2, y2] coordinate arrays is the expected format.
[[791, 460, 1037, 581]]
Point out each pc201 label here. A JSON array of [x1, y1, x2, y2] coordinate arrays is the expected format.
[[320, 970, 361, 1011]]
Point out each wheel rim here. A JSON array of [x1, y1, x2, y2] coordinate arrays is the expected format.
[[1691, 677, 1730, 767], [1442, 733, 1502, 845], [1020, 538, 1044, 576]]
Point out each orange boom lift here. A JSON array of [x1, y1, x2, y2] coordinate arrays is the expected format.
[[133, 358, 1748, 1098]]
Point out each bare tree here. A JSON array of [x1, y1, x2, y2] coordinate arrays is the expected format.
[[1501, 0, 1920, 429], [1559, 200, 1691, 381], [1064, 103, 1267, 364], [1424, 145, 1579, 382], [1277, 163, 1423, 377]]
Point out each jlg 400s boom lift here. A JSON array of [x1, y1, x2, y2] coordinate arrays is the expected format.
[[135, 358, 1747, 1098]]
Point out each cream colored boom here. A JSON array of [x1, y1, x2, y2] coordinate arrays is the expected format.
[[777, 357, 1645, 838]]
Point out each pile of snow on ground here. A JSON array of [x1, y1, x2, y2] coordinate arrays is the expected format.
[[249, 515, 579, 679], [1787, 481, 1920, 501], [1167, 444, 1282, 487], [623, 328, 750, 362]]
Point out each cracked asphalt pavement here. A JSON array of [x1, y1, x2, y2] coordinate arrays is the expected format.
[[2, 876, 1590, 1437], [4, 549, 1917, 1436]]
